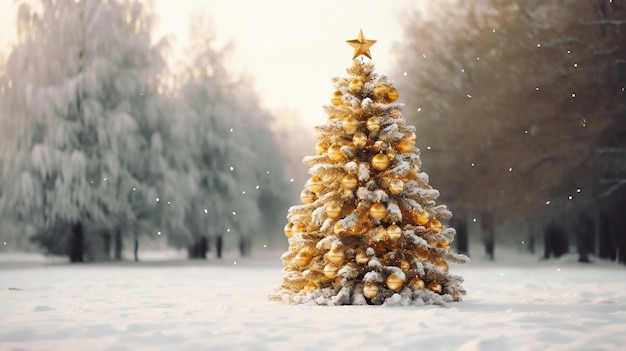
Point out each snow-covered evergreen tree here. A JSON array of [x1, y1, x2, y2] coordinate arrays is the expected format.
[[172, 18, 292, 258], [271, 31, 468, 306], [0, 0, 171, 261]]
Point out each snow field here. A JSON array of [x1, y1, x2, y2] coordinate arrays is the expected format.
[[1, 252, 625, 351]]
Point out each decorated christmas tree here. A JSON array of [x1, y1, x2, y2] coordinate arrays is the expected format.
[[270, 30, 469, 306]]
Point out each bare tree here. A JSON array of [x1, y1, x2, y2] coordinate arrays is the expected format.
[[396, 0, 626, 248]]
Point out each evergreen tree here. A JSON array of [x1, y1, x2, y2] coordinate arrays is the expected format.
[[0, 0, 170, 261], [271, 31, 468, 306], [172, 18, 292, 258]]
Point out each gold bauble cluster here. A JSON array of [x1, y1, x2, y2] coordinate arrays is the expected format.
[[373, 84, 399, 103], [341, 174, 358, 190], [371, 153, 389, 171], [366, 117, 381, 132], [428, 282, 442, 294], [327, 245, 345, 264], [435, 260, 449, 272], [387, 224, 401, 240], [324, 263, 339, 279], [306, 176, 323, 193], [386, 273, 403, 290], [325, 201, 342, 219], [363, 282, 378, 298], [343, 116, 359, 132], [369, 202, 386, 220], [414, 210, 430, 225], [283, 222, 293, 238], [353, 132, 367, 147], [429, 219, 443, 233], [300, 189, 315, 204], [327, 144, 343, 161], [388, 179, 404, 194], [331, 90, 343, 106], [295, 250, 311, 267]]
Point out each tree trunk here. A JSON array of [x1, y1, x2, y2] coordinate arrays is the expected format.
[[187, 236, 208, 259], [102, 231, 111, 260], [453, 217, 468, 256], [216, 235, 223, 259], [134, 237, 139, 262], [543, 222, 568, 259], [575, 211, 593, 263], [527, 233, 535, 255], [481, 211, 494, 261], [114, 227, 123, 260], [598, 211, 615, 261], [68, 222, 84, 263]]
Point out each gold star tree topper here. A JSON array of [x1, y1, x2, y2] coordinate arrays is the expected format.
[[347, 29, 377, 60]]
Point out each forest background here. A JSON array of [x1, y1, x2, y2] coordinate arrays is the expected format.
[[0, 0, 624, 265]]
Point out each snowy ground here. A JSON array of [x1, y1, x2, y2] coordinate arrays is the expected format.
[[1, 249, 625, 351]]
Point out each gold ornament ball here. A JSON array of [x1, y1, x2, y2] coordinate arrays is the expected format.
[[363, 283, 378, 299], [373, 84, 387, 100], [315, 141, 327, 155], [436, 240, 451, 250], [387, 224, 402, 240], [353, 132, 367, 147], [331, 90, 343, 106], [283, 222, 293, 238], [356, 252, 369, 265], [342, 116, 359, 133], [306, 176, 323, 193], [400, 260, 411, 272], [434, 260, 449, 272], [366, 117, 381, 132], [396, 139, 414, 154], [410, 279, 425, 289], [292, 222, 306, 234], [323, 263, 339, 279], [342, 174, 358, 190], [414, 210, 430, 225], [386, 273, 404, 291], [371, 153, 390, 171], [429, 282, 443, 294], [327, 245, 345, 264], [388, 179, 404, 194], [430, 218, 443, 233], [327, 144, 343, 161], [304, 281, 317, 293], [387, 87, 399, 102], [326, 201, 342, 219], [300, 189, 315, 204], [295, 251, 311, 267], [349, 78, 363, 92], [370, 202, 387, 220], [452, 292, 461, 301]]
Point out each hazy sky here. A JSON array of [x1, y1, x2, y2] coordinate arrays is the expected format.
[[0, 0, 422, 128]]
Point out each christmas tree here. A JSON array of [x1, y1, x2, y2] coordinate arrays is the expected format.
[[270, 30, 469, 306]]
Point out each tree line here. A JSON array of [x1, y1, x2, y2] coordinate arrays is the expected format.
[[0, 0, 294, 262], [395, 0, 626, 263]]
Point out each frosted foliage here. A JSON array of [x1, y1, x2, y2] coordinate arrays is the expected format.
[[0, 0, 173, 234], [168, 15, 292, 246], [272, 58, 468, 306]]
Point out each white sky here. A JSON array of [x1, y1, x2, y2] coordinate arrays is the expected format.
[[0, 0, 423, 128]]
